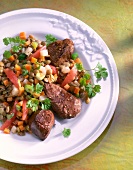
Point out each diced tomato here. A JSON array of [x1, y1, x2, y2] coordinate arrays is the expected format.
[[27, 46, 46, 60], [22, 99, 28, 121], [4, 68, 19, 89], [61, 67, 77, 87], [0, 100, 18, 131], [49, 65, 57, 74]]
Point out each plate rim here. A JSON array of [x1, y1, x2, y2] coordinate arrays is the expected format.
[[0, 8, 119, 165]]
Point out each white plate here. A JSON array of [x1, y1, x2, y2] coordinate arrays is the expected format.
[[0, 8, 119, 164]]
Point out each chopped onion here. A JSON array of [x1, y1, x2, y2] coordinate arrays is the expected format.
[[40, 49, 48, 56]]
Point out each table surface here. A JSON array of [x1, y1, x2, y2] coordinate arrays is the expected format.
[[0, 0, 133, 170]]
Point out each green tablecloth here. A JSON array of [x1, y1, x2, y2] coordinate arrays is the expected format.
[[0, 0, 133, 169]]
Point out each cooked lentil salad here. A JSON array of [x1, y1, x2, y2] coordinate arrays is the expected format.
[[0, 32, 108, 137]]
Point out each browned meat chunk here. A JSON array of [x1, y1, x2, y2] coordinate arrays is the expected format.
[[29, 110, 55, 140], [47, 39, 74, 66], [44, 83, 81, 119]]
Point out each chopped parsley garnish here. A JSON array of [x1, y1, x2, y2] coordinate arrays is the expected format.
[[62, 128, 71, 137], [26, 98, 39, 112], [75, 63, 84, 71], [45, 34, 57, 46], [3, 36, 26, 53], [6, 113, 14, 120], [22, 69, 29, 76], [3, 50, 12, 59], [35, 83, 43, 94], [25, 83, 43, 94], [71, 52, 78, 60], [3, 36, 25, 46], [41, 98, 51, 110], [80, 77, 87, 86], [85, 84, 101, 98], [25, 84, 34, 94], [79, 73, 91, 86], [94, 62, 108, 79], [84, 73, 91, 80], [18, 53, 27, 60]]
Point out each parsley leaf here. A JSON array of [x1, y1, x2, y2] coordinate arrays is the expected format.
[[80, 77, 87, 86], [35, 83, 43, 94], [3, 36, 26, 53], [71, 52, 78, 60], [45, 34, 57, 46], [62, 128, 71, 137], [18, 53, 27, 60], [79, 73, 91, 86], [26, 98, 39, 112], [85, 84, 101, 98], [3, 37, 12, 45], [75, 63, 84, 71], [84, 73, 91, 80], [94, 62, 108, 79], [12, 45, 22, 53], [22, 69, 29, 76], [41, 98, 51, 110], [3, 50, 12, 58], [25, 84, 34, 94]]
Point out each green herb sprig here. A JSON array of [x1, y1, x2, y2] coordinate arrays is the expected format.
[[26, 98, 39, 112], [94, 62, 108, 79], [85, 84, 101, 98], [45, 34, 57, 46], [62, 128, 71, 137], [3, 36, 26, 58], [41, 98, 51, 110]]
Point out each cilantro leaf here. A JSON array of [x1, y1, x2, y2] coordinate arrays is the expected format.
[[93, 85, 101, 93], [79, 73, 91, 86], [84, 73, 91, 80], [45, 34, 57, 46], [94, 62, 108, 79], [3, 37, 11, 45], [85, 84, 101, 98], [3, 50, 12, 58], [41, 98, 51, 110], [3, 36, 26, 54], [25, 84, 34, 94], [18, 53, 27, 60], [80, 77, 87, 86], [35, 83, 43, 94], [26, 98, 39, 112], [12, 45, 22, 53], [62, 128, 71, 137], [22, 69, 29, 76], [71, 52, 78, 60], [75, 63, 84, 71]]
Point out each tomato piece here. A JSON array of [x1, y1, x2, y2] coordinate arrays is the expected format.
[[0, 100, 18, 130], [4, 68, 19, 89], [61, 67, 77, 87], [22, 99, 28, 121], [49, 65, 57, 74], [27, 46, 46, 60]]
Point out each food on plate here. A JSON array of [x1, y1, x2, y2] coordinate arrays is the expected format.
[[0, 32, 108, 140], [47, 38, 74, 66], [29, 110, 55, 140], [45, 83, 81, 119]]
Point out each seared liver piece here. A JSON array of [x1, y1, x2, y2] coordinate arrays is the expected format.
[[29, 110, 55, 140], [47, 39, 74, 66], [44, 83, 81, 119]]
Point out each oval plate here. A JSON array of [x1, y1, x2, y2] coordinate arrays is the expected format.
[[0, 8, 119, 164]]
